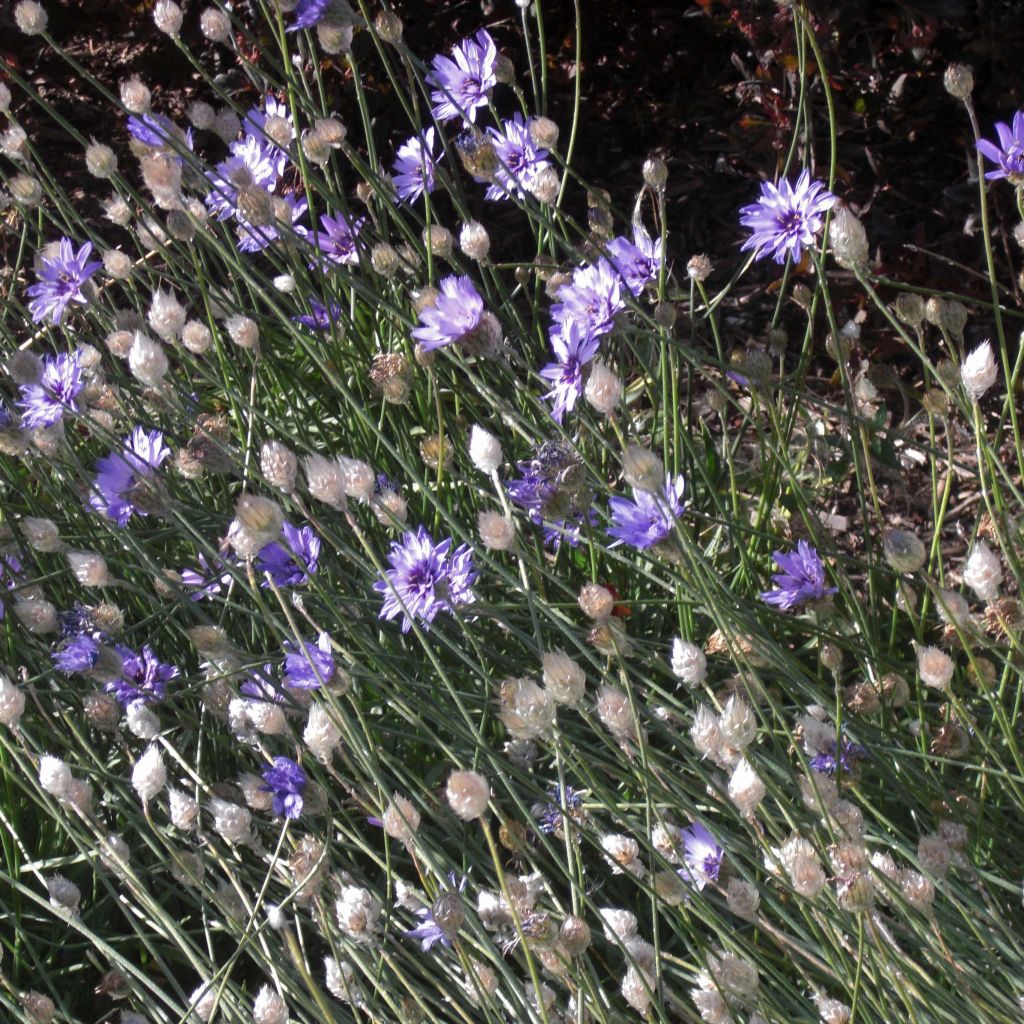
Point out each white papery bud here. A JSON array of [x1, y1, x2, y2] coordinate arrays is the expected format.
[[710, 951, 759, 999], [578, 582, 614, 620], [529, 165, 560, 204], [670, 638, 707, 687], [961, 340, 997, 401], [963, 540, 1002, 601], [324, 957, 355, 1001], [85, 141, 118, 179], [39, 755, 72, 799], [261, 439, 298, 492], [423, 225, 453, 258], [66, 550, 111, 587], [642, 156, 668, 191], [0, 83, 9, 114], [726, 878, 760, 920], [181, 320, 213, 355], [598, 907, 637, 943], [188, 100, 216, 132], [13, 598, 58, 634], [899, 869, 935, 912], [690, 704, 722, 761], [148, 288, 186, 341], [530, 117, 559, 150], [498, 676, 555, 740], [103, 194, 132, 226], [595, 685, 637, 743], [224, 314, 258, 350], [383, 793, 420, 843], [201, 7, 233, 42], [21, 992, 56, 1023], [621, 966, 653, 1015], [305, 453, 347, 509], [189, 983, 217, 1022], [103, 249, 132, 280], [917, 833, 952, 877], [468, 425, 502, 473], [120, 76, 151, 114], [541, 650, 586, 706], [1, 124, 28, 162], [209, 797, 252, 843], [477, 510, 516, 550], [601, 833, 643, 876], [785, 838, 826, 899], [584, 360, 622, 414], [240, 772, 274, 811], [169, 787, 199, 829], [129, 332, 168, 386], [99, 833, 130, 872], [252, 986, 287, 1024], [0, 673, 26, 728], [828, 202, 869, 270], [153, 0, 183, 34], [132, 745, 166, 804], [459, 220, 490, 261], [47, 874, 81, 914], [22, 517, 62, 553], [338, 456, 375, 501], [304, 703, 341, 762], [728, 757, 766, 815], [335, 885, 382, 943], [719, 695, 757, 750], [125, 702, 159, 740], [935, 588, 970, 626], [916, 644, 954, 690], [621, 445, 663, 493], [229, 494, 283, 557], [8, 172, 42, 205], [446, 770, 490, 820], [14, 0, 48, 34]]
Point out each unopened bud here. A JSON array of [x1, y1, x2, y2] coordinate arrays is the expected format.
[[943, 62, 974, 100], [374, 9, 403, 43], [642, 156, 668, 191], [828, 202, 869, 271], [621, 445, 663, 493]]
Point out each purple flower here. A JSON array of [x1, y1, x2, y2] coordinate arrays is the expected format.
[[286, 0, 331, 32], [106, 643, 178, 706], [241, 95, 293, 149], [127, 113, 191, 152], [977, 111, 1024, 182], [759, 540, 837, 611], [427, 30, 498, 124], [239, 668, 281, 702], [293, 298, 342, 331], [411, 275, 484, 351], [533, 784, 583, 835], [392, 129, 439, 203], [809, 734, 868, 777], [484, 113, 550, 200], [539, 321, 600, 423], [255, 522, 320, 588], [607, 474, 686, 550], [25, 239, 101, 325], [260, 756, 307, 818], [403, 875, 467, 951], [739, 169, 837, 265], [552, 258, 624, 339], [374, 526, 477, 633], [678, 821, 723, 891], [89, 427, 171, 526], [606, 226, 662, 296], [206, 135, 286, 222], [309, 212, 365, 268], [52, 633, 101, 674], [283, 632, 335, 689], [508, 441, 594, 549], [238, 196, 307, 254], [180, 552, 236, 600], [17, 350, 84, 429]]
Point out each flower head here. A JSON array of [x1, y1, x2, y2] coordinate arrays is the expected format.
[[428, 30, 497, 123], [180, 552, 235, 600], [508, 441, 594, 548], [534, 783, 583, 835], [260, 756, 307, 818], [739, 170, 837, 265], [127, 112, 190, 152], [484, 113, 550, 200], [540, 321, 601, 423], [17, 350, 84, 429], [286, 0, 331, 32], [411, 275, 484, 351], [205, 135, 285, 221], [52, 633, 101, 674], [309, 212, 365, 268], [293, 297, 343, 332], [255, 522, 320, 588], [403, 874, 467, 951], [961, 339, 998, 401], [759, 540, 837, 611], [392, 129, 439, 203], [552, 258, 624, 339], [89, 427, 171, 526], [977, 111, 1024, 183], [106, 644, 178, 706], [809, 735, 868, 777], [283, 632, 335, 690], [679, 822, 723, 890], [374, 526, 477, 632], [606, 226, 663, 296], [607, 474, 686, 550], [25, 239, 101, 325]]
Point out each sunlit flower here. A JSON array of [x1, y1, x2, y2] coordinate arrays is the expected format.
[[607, 474, 686, 549], [260, 756, 307, 818], [89, 427, 171, 526], [25, 239, 101, 325], [977, 111, 1024, 183], [759, 540, 837, 610], [392, 129, 439, 202], [17, 350, 84, 429], [739, 170, 837, 264], [427, 30, 497, 123]]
